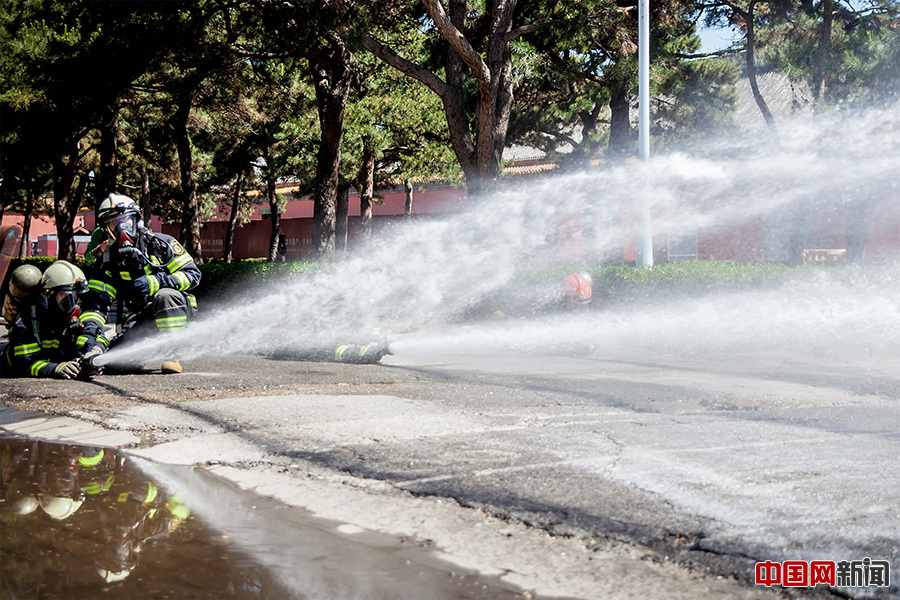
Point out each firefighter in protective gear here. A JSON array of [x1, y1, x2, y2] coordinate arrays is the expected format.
[[1, 261, 89, 379], [558, 272, 593, 307], [94, 476, 190, 584], [3, 263, 42, 328], [529, 271, 594, 315], [80, 193, 201, 373]]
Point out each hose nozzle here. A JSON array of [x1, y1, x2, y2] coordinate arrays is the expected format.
[[80, 353, 105, 377]]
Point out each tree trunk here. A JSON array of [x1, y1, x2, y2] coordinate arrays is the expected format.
[[266, 168, 280, 262], [173, 93, 202, 263], [52, 138, 80, 261], [336, 186, 349, 254], [608, 78, 632, 161], [844, 192, 867, 263], [309, 35, 353, 258], [224, 170, 244, 264], [744, 5, 777, 133], [439, 0, 479, 188], [359, 142, 375, 245], [480, 0, 516, 195], [404, 179, 413, 217], [434, 0, 514, 197], [72, 173, 88, 219], [362, 0, 518, 199], [19, 189, 34, 259], [572, 97, 604, 166], [97, 103, 119, 201], [140, 168, 152, 230], [812, 0, 833, 100], [786, 204, 807, 265]]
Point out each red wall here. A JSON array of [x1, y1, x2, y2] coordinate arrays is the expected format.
[[866, 198, 900, 262], [4, 186, 898, 263], [698, 219, 767, 262]]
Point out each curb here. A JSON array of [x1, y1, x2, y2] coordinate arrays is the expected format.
[[0, 402, 139, 448]]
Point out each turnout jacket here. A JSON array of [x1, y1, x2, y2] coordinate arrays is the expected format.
[[2, 301, 83, 377], [79, 230, 201, 351]]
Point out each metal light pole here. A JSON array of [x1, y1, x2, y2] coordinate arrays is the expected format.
[[638, 0, 654, 267]]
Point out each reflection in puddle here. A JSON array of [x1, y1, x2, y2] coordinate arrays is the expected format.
[[1, 438, 292, 599], [1, 438, 526, 599]]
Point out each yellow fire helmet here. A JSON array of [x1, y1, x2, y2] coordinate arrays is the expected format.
[[39, 495, 84, 520], [41, 261, 87, 294]]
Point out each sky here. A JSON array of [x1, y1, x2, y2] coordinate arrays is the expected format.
[[698, 25, 740, 52]]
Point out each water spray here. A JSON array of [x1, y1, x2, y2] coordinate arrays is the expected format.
[[95, 103, 900, 369]]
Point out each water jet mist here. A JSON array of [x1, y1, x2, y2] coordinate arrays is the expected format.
[[97, 103, 900, 369]]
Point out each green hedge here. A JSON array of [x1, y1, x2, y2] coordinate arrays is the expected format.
[[2, 256, 322, 301], [196, 259, 321, 300], [509, 260, 827, 308], [589, 261, 803, 299]]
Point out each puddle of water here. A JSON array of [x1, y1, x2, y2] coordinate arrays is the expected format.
[[1, 437, 294, 599], [1, 438, 528, 600]]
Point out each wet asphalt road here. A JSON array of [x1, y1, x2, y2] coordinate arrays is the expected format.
[[2, 340, 898, 599]]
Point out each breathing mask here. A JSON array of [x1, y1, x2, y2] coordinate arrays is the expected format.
[[106, 213, 138, 246]]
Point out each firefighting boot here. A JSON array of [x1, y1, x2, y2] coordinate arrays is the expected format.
[[333, 343, 391, 364], [161, 360, 183, 374]]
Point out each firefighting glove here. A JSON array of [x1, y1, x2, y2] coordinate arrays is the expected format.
[[80, 346, 105, 378], [159, 272, 179, 289], [132, 272, 178, 301], [118, 245, 148, 268], [132, 275, 156, 301], [54, 361, 82, 380], [135, 272, 182, 297], [82, 345, 105, 361]]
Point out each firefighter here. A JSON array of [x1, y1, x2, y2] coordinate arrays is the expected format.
[[94, 477, 190, 583], [80, 193, 201, 374], [32, 441, 87, 521], [529, 271, 593, 315], [0, 261, 89, 379], [2, 263, 43, 329], [557, 271, 593, 308]]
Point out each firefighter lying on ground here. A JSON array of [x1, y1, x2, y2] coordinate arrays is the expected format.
[[529, 271, 593, 314], [1, 261, 91, 379], [79, 193, 201, 374]]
